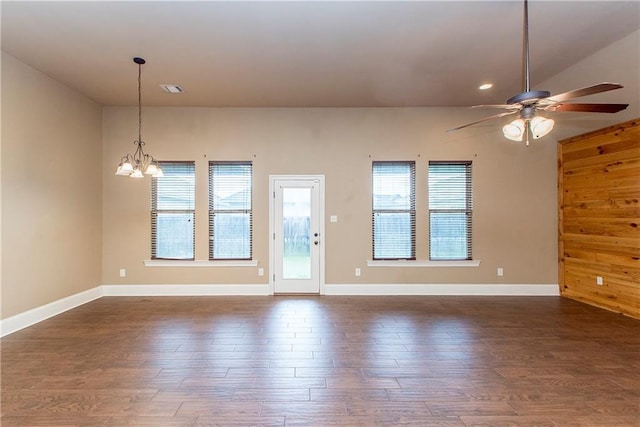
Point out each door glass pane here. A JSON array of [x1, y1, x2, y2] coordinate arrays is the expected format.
[[282, 188, 311, 279]]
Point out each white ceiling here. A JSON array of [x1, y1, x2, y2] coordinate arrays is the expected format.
[[2, 1, 639, 108]]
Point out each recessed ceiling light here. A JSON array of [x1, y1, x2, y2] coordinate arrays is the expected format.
[[160, 84, 184, 94], [478, 83, 493, 91]]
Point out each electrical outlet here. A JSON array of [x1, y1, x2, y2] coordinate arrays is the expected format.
[[355, 268, 361, 277], [119, 268, 126, 277], [258, 268, 264, 277], [497, 267, 504, 277], [596, 276, 603, 286]]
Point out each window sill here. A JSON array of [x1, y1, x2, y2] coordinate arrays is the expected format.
[[144, 260, 259, 267], [366, 260, 481, 268]]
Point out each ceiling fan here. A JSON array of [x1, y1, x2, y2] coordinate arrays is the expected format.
[[447, 0, 628, 146]]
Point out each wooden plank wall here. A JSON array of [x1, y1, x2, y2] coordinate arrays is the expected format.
[[558, 118, 640, 318]]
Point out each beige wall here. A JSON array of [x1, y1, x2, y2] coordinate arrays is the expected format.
[[538, 30, 640, 140], [102, 106, 558, 286], [1, 52, 103, 319], [2, 28, 636, 319]]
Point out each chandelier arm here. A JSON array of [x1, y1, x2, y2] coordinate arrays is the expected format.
[[134, 140, 145, 165]]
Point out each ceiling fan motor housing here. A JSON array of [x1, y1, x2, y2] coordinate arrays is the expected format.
[[507, 90, 551, 105], [520, 105, 537, 120]]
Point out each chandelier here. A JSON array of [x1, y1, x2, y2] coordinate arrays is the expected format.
[[115, 57, 163, 178]]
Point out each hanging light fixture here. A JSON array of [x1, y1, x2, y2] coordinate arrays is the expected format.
[[502, 119, 526, 142], [115, 57, 163, 178], [529, 116, 554, 139], [502, 103, 554, 146], [502, 115, 555, 145]]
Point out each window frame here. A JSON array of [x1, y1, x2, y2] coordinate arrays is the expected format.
[[209, 161, 253, 261], [428, 161, 473, 261], [150, 161, 196, 261], [371, 161, 416, 261]]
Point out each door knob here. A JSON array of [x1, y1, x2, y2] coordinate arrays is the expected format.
[[314, 240, 319, 245]]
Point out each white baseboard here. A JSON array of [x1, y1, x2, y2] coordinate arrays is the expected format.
[[1, 283, 559, 337], [324, 283, 560, 296], [101, 284, 270, 296], [0, 286, 103, 337]]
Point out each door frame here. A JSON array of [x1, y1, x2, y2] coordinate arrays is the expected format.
[[269, 175, 325, 295]]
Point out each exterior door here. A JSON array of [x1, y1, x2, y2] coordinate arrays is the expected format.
[[270, 176, 324, 294]]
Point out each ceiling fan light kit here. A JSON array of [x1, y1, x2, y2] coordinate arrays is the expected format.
[[529, 116, 555, 139], [447, 0, 628, 146], [503, 116, 555, 142], [502, 119, 526, 141]]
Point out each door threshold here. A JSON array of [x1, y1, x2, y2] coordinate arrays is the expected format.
[[273, 292, 321, 296]]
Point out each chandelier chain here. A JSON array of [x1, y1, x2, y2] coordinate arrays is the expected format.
[[138, 60, 143, 143]]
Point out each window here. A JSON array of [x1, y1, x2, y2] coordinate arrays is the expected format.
[[209, 162, 252, 260], [428, 161, 473, 261], [151, 161, 196, 260], [372, 161, 416, 260]]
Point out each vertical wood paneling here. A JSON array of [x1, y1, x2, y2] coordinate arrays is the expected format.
[[559, 118, 640, 318]]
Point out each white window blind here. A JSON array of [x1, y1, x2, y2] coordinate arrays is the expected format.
[[372, 161, 416, 260], [209, 162, 252, 260], [428, 161, 473, 261], [151, 161, 196, 260]]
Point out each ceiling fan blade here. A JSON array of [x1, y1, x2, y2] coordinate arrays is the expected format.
[[544, 103, 629, 113], [547, 83, 624, 103], [446, 110, 518, 132], [471, 104, 521, 110]]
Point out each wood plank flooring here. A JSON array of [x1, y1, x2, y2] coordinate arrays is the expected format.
[[1, 296, 639, 426]]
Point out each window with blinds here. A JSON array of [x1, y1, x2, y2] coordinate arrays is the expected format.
[[209, 162, 252, 260], [372, 161, 416, 260], [151, 161, 196, 260], [428, 161, 473, 261]]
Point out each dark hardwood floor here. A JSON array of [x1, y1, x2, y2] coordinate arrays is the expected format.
[[1, 296, 639, 426]]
